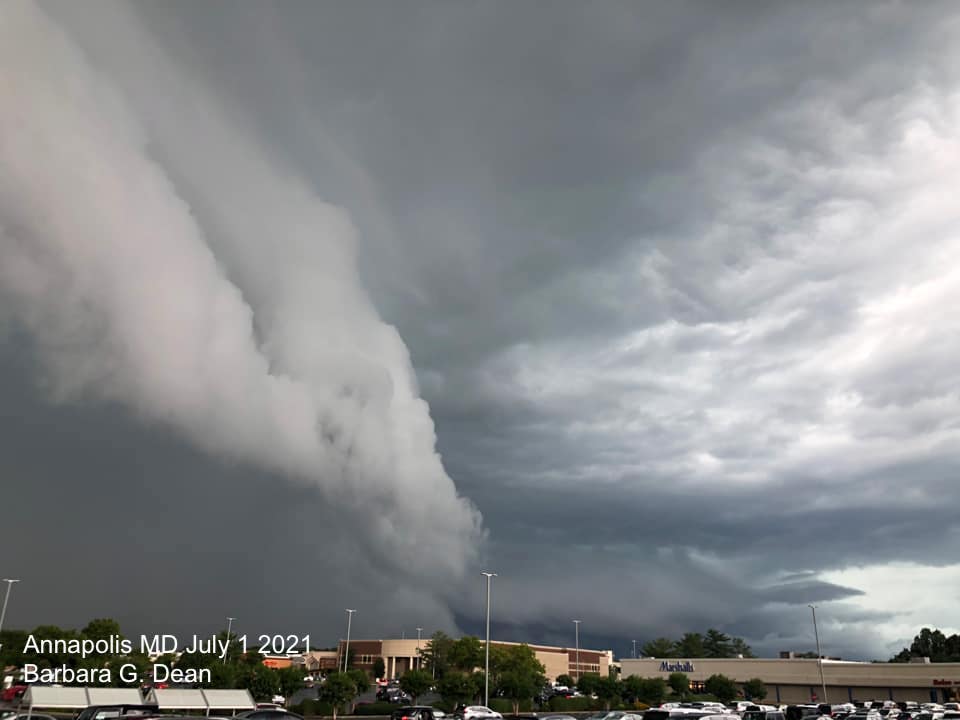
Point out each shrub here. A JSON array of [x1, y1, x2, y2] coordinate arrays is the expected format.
[[290, 699, 334, 716], [490, 698, 534, 713], [548, 696, 598, 712]]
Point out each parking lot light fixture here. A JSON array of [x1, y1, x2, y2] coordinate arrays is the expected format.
[[573, 620, 581, 682], [482, 571, 497, 707], [809, 604, 828, 703], [344, 609, 356, 672], [223, 617, 236, 664], [0, 579, 20, 649]]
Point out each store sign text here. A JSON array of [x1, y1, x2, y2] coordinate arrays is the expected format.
[[660, 661, 696, 672]]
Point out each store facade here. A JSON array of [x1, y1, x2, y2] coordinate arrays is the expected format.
[[620, 658, 960, 704]]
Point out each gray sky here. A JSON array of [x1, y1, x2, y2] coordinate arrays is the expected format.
[[2, 0, 960, 661]]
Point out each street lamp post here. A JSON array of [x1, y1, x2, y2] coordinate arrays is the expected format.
[[223, 617, 235, 664], [808, 605, 828, 703], [0, 579, 20, 652], [417, 627, 422, 670], [482, 571, 497, 707], [344, 609, 356, 673], [573, 620, 581, 683]]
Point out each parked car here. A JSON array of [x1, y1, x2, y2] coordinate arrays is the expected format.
[[587, 712, 628, 720], [1, 685, 28, 703], [454, 707, 503, 720], [645, 710, 719, 720], [234, 710, 303, 720], [74, 706, 161, 720], [391, 707, 446, 720], [744, 709, 787, 720]]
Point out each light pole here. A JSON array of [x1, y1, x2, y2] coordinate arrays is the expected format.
[[573, 620, 581, 683], [0, 579, 20, 652], [344, 609, 356, 672], [223, 617, 235, 664], [482, 571, 497, 707], [417, 627, 422, 670], [632, 640, 637, 659], [808, 604, 828, 703]]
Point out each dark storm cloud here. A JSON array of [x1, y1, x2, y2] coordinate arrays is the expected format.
[[2, 0, 960, 660]]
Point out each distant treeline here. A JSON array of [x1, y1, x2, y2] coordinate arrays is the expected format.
[[890, 628, 960, 663], [640, 629, 755, 659]]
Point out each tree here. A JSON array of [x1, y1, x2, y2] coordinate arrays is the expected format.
[[732, 638, 756, 659], [209, 662, 239, 689], [743, 678, 767, 701], [555, 674, 575, 688], [347, 668, 370, 695], [675, 633, 705, 658], [470, 671, 487, 703], [621, 676, 645, 704], [0, 629, 28, 670], [577, 673, 601, 697], [704, 674, 738, 703], [81, 618, 123, 643], [438, 671, 479, 707], [400, 669, 434, 704], [642, 638, 676, 658], [668, 672, 689, 697], [703, 629, 733, 659], [450, 637, 484, 672], [318, 672, 360, 720], [492, 645, 546, 715], [595, 676, 622, 711], [373, 657, 386, 680], [244, 665, 281, 702], [422, 631, 455, 678], [891, 628, 960, 663], [278, 667, 306, 700], [639, 677, 667, 706]]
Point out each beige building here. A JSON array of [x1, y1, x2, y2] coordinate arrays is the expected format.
[[337, 638, 611, 681], [620, 657, 960, 704]]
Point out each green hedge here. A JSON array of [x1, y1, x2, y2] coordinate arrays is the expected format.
[[547, 697, 600, 712], [353, 703, 402, 715], [489, 699, 534, 713], [289, 699, 334, 716]]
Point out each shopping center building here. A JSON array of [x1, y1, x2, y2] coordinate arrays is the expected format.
[[337, 638, 612, 681], [620, 657, 960, 704]]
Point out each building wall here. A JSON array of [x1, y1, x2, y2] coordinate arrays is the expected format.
[[620, 658, 960, 704], [337, 639, 611, 682], [303, 651, 339, 673], [337, 639, 383, 674]]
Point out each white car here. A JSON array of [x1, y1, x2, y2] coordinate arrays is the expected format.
[[460, 707, 503, 720]]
